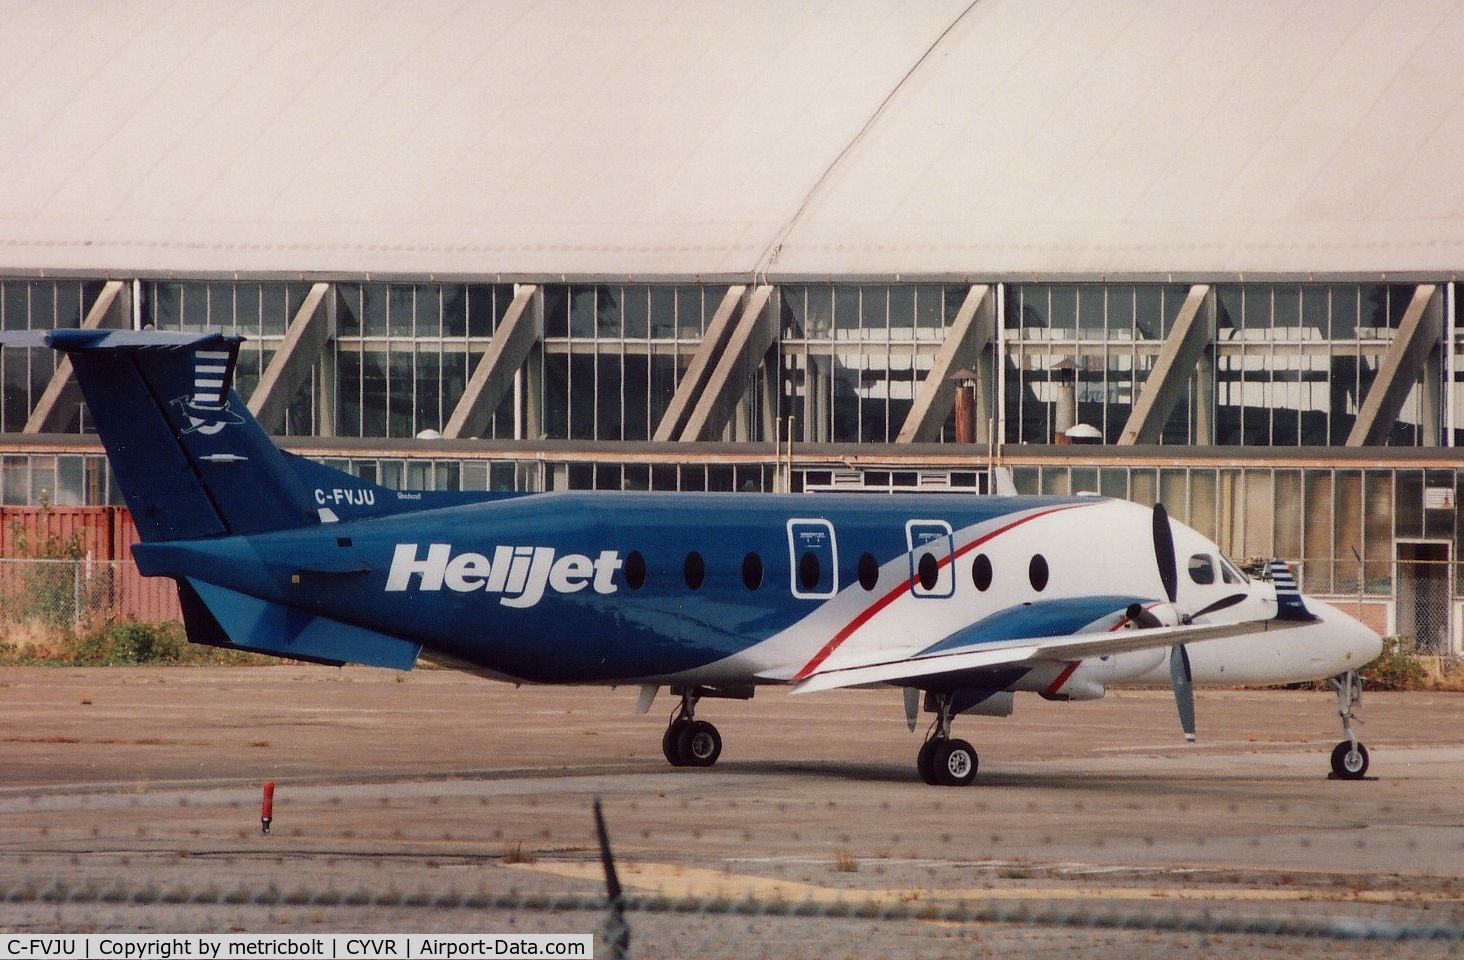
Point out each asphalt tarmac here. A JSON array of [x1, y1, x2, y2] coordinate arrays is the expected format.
[[1, 665, 1461, 957]]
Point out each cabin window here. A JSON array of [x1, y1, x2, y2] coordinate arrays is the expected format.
[[742, 552, 763, 591], [684, 551, 705, 590], [799, 551, 821, 592], [1220, 554, 1248, 584], [917, 551, 939, 591], [857, 552, 879, 591], [625, 550, 647, 589], [1188, 554, 1216, 585], [971, 553, 992, 591], [1028, 554, 1049, 591]]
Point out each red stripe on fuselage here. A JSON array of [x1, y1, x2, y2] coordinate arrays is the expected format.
[[1042, 660, 1082, 697], [790, 503, 1092, 681]]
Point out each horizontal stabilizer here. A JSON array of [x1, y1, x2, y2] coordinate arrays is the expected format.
[[183, 578, 420, 670]]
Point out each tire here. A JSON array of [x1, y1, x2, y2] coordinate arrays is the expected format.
[[935, 739, 978, 787], [662, 720, 690, 766], [916, 739, 941, 785], [1330, 740, 1369, 780], [677, 720, 722, 767]]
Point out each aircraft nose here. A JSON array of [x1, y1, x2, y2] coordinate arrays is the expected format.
[[1309, 596, 1383, 670]]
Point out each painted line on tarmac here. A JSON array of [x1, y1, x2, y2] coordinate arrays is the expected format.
[[511, 860, 1464, 905]]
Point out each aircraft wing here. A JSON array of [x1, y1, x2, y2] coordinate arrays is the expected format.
[[789, 617, 1294, 694]]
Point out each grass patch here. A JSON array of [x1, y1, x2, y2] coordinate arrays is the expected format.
[[0, 620, 272, 666]]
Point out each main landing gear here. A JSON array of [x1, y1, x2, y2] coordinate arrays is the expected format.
[[916, 692, 978, 787], [662, 688, 722, 768], [1328, 669, 1370, 780]]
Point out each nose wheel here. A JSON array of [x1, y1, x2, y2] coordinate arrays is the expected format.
[[915, 693, 980, 786], [1328, 670, 1370, 780], [661, 690, 722, 767]]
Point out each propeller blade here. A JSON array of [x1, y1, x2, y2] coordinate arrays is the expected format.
[[1169, 644, 1196, 743], [1152, 503, 1178, 604], [903, 687, 920, 732], [1186, 592, 1247, 621]]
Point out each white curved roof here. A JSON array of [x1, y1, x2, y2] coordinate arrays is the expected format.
[[1, 0, 1462, 280]]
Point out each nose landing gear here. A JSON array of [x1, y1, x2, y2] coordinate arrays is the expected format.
[[1328, 670, 1370, 780]]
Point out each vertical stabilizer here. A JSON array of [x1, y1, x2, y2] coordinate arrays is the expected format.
[[1, 329, 318, 541]]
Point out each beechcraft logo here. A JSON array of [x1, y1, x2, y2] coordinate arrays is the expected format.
[[171, 349, 244, 435]]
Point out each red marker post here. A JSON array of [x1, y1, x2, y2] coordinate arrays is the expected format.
[[261, 781, 275, 835]]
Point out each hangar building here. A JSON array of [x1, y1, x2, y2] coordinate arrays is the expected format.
[[2, 0, 1463, 652]]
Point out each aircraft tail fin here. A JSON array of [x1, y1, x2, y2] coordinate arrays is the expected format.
[[1268, 559, 1319, 622], [0, 329, 318, 542]]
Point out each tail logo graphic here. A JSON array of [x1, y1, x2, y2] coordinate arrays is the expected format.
[[171, 350, 244, 435]]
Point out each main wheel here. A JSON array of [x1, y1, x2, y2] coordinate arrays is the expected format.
[[662, 719, 690, 766], [934, 738, 978, 787], [916, 739, 941, 785], [1330, 740, 1369, 780], [676, 720, 723, 767]]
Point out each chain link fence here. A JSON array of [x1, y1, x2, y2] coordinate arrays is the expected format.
[[0, 558, 178, 643], [1, 791, 1461, 959]]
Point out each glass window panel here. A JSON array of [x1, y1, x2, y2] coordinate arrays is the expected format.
[[1040, 467, 1071, 496], [781, 286, 806, 338], [388, 349, 414, 436], [465, 285, 495, 338], [680, 465, 706, 491], [1273, 470, 1302, 559], [833, 286, 858, 336], [1272, 287, 1300, 333], [490, 462, 517, 491], [1189, 469, 1217, 539], [596, 353, 622, 441], [1303, 470, 1333, 592], [1135, 286, 1163, 340], [1010, 466, 1038, 495], [362, 284, 388, 336], [1333, 470, 1363, 593], [1159, 468, 1187, 517], [2, 282, 27, 330], [651, 465, 678, 491], [1129, 469, 1156, 507], [623, 286, 649, 339], [337, 285, 361, 336], [598, 287, 623, 339], [1077, 285, 1105, 338], [1395, 469, 1423, 538], [650, 287, 676, 339], [1099, 467, 1128, 499], [622, 354, 649, 442], [415, 285, 442, 340], [542, 353, 569, 438], [387, 285, 414, 337], [441, 285, 467, 338], [1424, 468, 1454, 539], [649, 354, 677, 434], [2, 455, 28, 504], [675, 286, 702, 337], [570, 286, 597, 338], [889, 286, 915, 336], [360, 349, 388, 436], [1363, 471, 1393, 594]]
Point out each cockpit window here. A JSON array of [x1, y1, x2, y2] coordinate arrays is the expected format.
[[1219, 554, 1248, 584], [1187, 554, 1216, 585]]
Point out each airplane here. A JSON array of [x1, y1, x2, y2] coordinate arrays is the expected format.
[[0, 329, 1384, 786]]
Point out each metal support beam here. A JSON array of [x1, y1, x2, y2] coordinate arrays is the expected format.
[[1347, 284, 1442, 446], [652, 286, 747, 442], [248, 282, 333, 433], [895, 285, 992, 443], [1117, 284, 1212, 446], [442, 285, 541, 440], [679, 286, 775, 442], [24, 280, 131, 433]]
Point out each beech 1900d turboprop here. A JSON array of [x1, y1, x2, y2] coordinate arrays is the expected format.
[[0, 330, 1385, 786]]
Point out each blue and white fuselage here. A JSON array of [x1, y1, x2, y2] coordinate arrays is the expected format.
[[0, 329, 1385, 785]]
